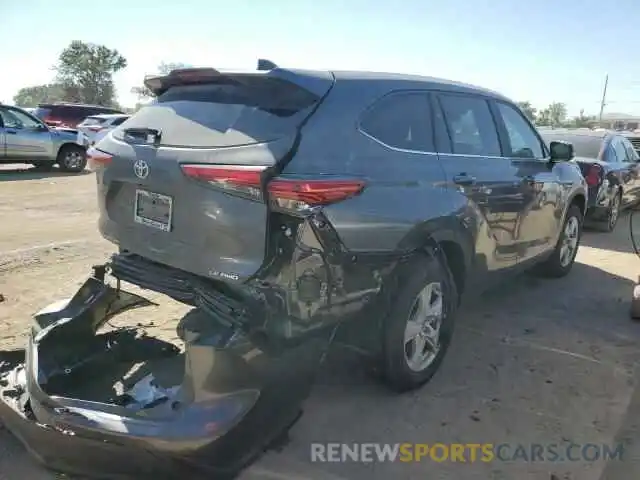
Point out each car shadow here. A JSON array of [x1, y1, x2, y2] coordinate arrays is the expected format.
[[582, 210, 640, 255], [0, 165, 91, 181]]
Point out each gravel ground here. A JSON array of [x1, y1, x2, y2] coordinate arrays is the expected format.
[[1, 164, 640, 479]]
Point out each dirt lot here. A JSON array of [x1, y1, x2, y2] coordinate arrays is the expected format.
[[2, 164, 640, 479]]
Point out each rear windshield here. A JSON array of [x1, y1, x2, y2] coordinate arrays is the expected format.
[[114, 77, 320, 148], [80, 116, 107, 126], [542, 134, 602, 159]]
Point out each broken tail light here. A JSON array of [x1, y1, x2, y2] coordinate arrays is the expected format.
[[180, 164, 366, 211], [585, 164, 603, 187], [87, 147, 113, 171]]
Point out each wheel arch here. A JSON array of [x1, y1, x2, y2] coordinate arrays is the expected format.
[[396, 216, 475, 297]]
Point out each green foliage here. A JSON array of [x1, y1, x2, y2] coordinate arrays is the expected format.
[[131, 62, 190, 99], [55, 40, 127, 106], [516, 101, 537, 122], [13, 84, 65, 107], [535, 102, 567, 127]]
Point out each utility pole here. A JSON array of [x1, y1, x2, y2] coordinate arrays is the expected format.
[[598, 74, 609, 125]]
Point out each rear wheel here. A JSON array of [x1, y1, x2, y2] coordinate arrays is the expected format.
[[535, 204, 583, 278], [57, 145, 87, 173], [596, 190, 621, 233], [380, 251, 458, 392]]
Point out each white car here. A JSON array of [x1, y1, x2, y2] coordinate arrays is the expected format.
[[77, 114, 129, 146]]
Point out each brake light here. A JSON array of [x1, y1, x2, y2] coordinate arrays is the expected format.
[[268, 178, 366, 210], [87, 147, 112, 170], [585, 164, 603, 187], [180, 164, 266, 200], [180, 164, 366, 210]]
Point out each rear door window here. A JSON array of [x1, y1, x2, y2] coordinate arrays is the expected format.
[[437, 94, 501, 157], [359, 91, 434, 152], [115, 77, 321, 148]]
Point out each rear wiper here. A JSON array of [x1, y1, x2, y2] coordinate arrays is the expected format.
[[123, 128, 162, 146]]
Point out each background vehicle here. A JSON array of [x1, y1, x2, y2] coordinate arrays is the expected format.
[[33, 103, 124, 128], [77, 114, 129, 146], [0, 104, 87, 172], [540, 129, 640, 232]]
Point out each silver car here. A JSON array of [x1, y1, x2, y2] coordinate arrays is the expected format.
[[77, 114, 130, 146], [0, 105, 87, 172]]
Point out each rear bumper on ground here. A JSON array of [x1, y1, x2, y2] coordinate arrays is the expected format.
[[0, 269, 333, 479]]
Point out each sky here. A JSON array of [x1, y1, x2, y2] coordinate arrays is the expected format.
[[3, 0, 640, 117]]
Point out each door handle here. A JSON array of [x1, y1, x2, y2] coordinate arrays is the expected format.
[[6, 129, 17, 135], [453, 174, 476, 186]]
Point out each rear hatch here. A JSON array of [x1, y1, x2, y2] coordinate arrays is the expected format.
[[91, 67, 334, 282]]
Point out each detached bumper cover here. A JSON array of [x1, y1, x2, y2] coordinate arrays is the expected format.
[[0, 272, 333, 479]]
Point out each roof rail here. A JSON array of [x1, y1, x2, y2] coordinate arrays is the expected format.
[[257, 59, 277, 71]]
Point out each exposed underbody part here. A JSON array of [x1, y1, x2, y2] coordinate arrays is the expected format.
[[0, 264, 338, 479]]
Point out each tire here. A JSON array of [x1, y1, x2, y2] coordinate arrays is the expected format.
[[595, 190, 621, 233], [57, 145, 87, 173], [380, 250, 458, 393], [535, 204, 583, 278]]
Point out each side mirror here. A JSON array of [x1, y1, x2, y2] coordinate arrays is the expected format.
[[549, 140, 574, 161], [37, 123, 49, 131]]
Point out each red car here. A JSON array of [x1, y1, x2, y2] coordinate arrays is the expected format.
[[33, 103, 124, 128]]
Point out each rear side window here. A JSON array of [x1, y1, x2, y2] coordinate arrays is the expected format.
[[610, 136, 629, 162], [116, 78, 320, 148], [623, 137, 639, 161], [80, 116, 107, 126], [359, 92, 434, 152], [111, 116, 128, 126], [495, 102, 544, 158], [438, 94, 501, 157]]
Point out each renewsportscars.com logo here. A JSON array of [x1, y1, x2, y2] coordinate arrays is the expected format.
[[310, 443, 624, 463]]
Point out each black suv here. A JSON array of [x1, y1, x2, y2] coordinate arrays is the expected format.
[[91, 66, 587, 391]]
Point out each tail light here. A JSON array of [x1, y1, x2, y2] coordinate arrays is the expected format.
[[86, 125, 104, 132], [180, 164, 366, 211], [87, 147, 112, 170], [180, 165, 267, 200], [585, 164, 603, 187]]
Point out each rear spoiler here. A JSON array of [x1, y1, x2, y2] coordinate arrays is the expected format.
[[143, 60, 333, 98]]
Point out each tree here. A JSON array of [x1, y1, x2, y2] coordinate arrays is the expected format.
[[547, 102, 567, 127], [517, 101, 537, 122], [13, 84, 65, 106], [567, 109, 596, 128], [131, 62, 190, 100], [535, 102, 567, 127], [54, 40, 127, 106]]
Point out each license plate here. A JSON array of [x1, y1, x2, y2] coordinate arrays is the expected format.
[[134, 189, 173, 232]]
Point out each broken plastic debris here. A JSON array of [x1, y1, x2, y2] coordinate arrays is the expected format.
[[120, 374, 179, 409]]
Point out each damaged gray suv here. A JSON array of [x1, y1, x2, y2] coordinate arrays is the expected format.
[[0, 63, 587, 479]]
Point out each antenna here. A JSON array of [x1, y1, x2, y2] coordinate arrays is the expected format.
[[257, 59, 277, 71]]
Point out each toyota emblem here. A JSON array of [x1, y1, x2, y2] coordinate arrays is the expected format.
[[133, 159, 149, 179]]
